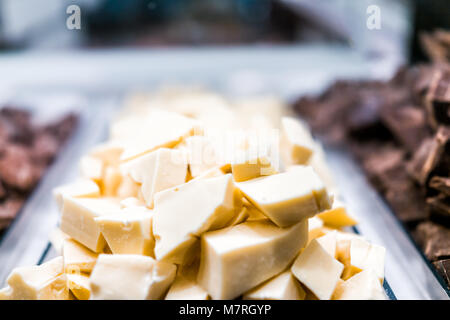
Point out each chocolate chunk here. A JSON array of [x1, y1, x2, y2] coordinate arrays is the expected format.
[[0, 198, 24, 229], [414, 221, 450, 261], [429, 176, 450, 196], [420, 30, 450, 63], [425, 68, 450, 127], [380, 105, 431, 152], [0, 144, 42, 191], [407, 127, 450, 186], [427, 194, 450, 226], [433, 259, 450, 289]]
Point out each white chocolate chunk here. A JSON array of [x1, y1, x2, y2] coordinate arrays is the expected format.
[[101, 166, 122, 197], [53, 179, 100, 211], [122, 148, 187, 208], [185, 136, 220, 177], [95, 207, 154, 256], [317, 200, 357, 228], [118, 109, 201, 161], [67, 273, 91, 300], [237, 166, 331, 227], [197, 219, 308, 300], [333, 270, 386, 300], [280, 117, 315, 165], [243, 271, 306, 300], [0, 257, 68, 300], [49, 228, 71, 255], [119, 197, 145, 208], [231, 153, 277, 182], [79, 156, 103, 181], [60, 197, 121, 252], [165, 275, 209, 300], [316, 231, 337, 258], [89, 254, 176, 300], [116, 175, 140, 199], [346, 238, 385, 281], [153, 174, 241, 264], [291, 239, 344, 300], [63, 239, 99, 274]]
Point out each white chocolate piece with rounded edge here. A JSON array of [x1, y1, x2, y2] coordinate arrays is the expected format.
[[197, 219, 308, 300], [95, 207, 154, 257], [60, 196, 121, 252], [332, 270, 386, 300], [280, 117, 315, 165], [153, 174, 241, 264], [63, 239, 98, 274], [291, 239, 344, 300], [121, 148, 187, 208], [0, 257, 68, 300], [243, 271, 306, 300], [53, 179, 100, 211], [67, 273, 91, 300], [237, 166, 331, 227], [89, 254, 176, 300]]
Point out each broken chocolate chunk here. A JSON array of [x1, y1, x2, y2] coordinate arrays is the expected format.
[[425, 68, 450, 127], [427, 194, 450, 226], [433, 259, 450, 289], [413, 221, 450, 261], [429, 176, 450, 196]]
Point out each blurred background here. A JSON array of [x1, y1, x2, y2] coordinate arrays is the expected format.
[[0, 0, 448, 97]]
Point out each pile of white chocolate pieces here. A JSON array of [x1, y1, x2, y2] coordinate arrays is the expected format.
[[0, 89, 386, 300]]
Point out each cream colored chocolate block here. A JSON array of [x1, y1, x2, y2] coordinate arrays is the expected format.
[[63, 239, 99, 274], [236, 166, 331, 227], [318, 200, 357, 228], [79, 155, 103, 181], [101, 166, 122, 197], [116, 175, 140, 199], [291, 239, 344, 300], [153, 174, 241, 264], [165, 275, 209, 300], [306, 143, 338, 195], [185, 136, 220, 177], [118, 109, 201, 161], [119, 197, 145, 208], [60, 196, 121, 252], [193, 166, 225, 181], [0, 257, 69, 300], [243, 271, 306, 300], [67, 273, 91, 300], [332, 270, 386, 300], [88, 142, 123, 166], [89, 254, 176, 300], [231, 153, 277, 182], [95, 208, 154, 257], [280, 117, 315, 165], [49, 228, 71, 255], [346, 239, 385, 281], [228, 207, 250, 226], [53, 179, 100, 211], [197, 219, 308, 300], [122, 148, 187, 208], [316, 231, 337, 258]]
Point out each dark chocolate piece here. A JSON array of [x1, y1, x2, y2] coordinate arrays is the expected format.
[[429, 176, 450, 196], [433, 259, 450, 289], [425, 68, 450, 127], [414, 221, 450, 261]]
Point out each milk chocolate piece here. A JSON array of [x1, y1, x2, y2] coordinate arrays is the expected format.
[[425, 69, 450, 127], [407, 127, 450, 186], [414, 221, 450, 261], [429, 176, 450, 196], [433, 259, 450, 289]]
